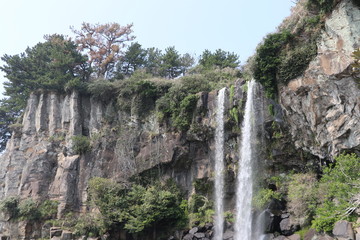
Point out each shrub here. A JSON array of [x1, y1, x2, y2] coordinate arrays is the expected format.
[[72, 135, 91, 154], [252, 188, 282, 210], [312, 153, 360, 232], [306, 0, 336, 14], [87, 80, 119, 102], [124, 182, 186, 233], [88, 177, 128, 222], [287, 173, 318, 226], [64, 77, 88, 93], [188, 194, 214, 226], [18, 198, 41, 220], [172, 94, 199, 131], [0, 196, 19, 219], [88, 178, 186, 236], [73, 214, 108, 237], [117, 75, 172, 116], [277, 41, 317, 84], [0, 197, 58, 222], [39, 200, 59, 220], [253, 31, 292, 98]]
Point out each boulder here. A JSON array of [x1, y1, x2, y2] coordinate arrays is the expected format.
[[60, 231, 73, 240], [287, 234, 301, 240], [273, 236, 287, 240], [204, 222, 213, 231], [194, 232, 205, 239], [333, 220, 355, 240], [223, 229, 234, 240], [182, 233, 193, 240], [189, 227, 198, 235]]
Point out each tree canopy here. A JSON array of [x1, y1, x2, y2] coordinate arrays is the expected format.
[[71, 22, 135, 79], [0, 34, 87, 150], [199, 49, 240, 69]]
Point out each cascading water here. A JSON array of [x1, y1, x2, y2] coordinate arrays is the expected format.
[[214, 87, 226, 240], [234, 79, 257, 240]]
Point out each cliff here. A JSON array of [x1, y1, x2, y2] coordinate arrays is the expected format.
[[280, 0, 360, 158]]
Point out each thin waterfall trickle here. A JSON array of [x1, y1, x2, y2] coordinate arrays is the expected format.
[[214, 87, 226, 240], [234, 79, 257, 240]]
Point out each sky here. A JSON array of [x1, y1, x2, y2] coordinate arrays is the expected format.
[[0, 0, 295, 96]]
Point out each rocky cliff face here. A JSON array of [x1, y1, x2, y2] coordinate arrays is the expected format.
[[280, 0, 360, 159], [0, 80, 270, 238]]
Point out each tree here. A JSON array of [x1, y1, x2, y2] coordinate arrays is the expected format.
[[160, 46, 182, 79], [144, 47, 162, 76], [180, 53, 195, 76], [199, 49, 240, 69], [117, 42, 147, 77], [0, 34, 87, 150], [71, 22, 135, 79]]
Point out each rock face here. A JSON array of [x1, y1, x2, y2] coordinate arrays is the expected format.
[[0, 80, 272, 238], [280, 0, 360, 159]]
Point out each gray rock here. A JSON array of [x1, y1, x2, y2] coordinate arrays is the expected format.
[[189, 227, 198, 235], [182, 233, 194, 240], [60, 231, 73, 240], [223, 229, 234, 240], [273, 236, 287, 240], [205, 230, 213, 238], [279, 0, 360, 159], [280, 218, 291, 232], [333, 220, 355, 239], [204, 222, 213, 230], [287, 234, 301, 240], [194, 232, 205, 239]]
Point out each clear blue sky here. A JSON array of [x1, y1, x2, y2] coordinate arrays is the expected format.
[[0, 0, 295, 96]]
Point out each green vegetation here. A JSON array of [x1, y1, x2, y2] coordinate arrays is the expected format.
[[277, 41, 317, 83], [72, 135, 91, 154], [188, 194, 214, 226], [306, 0, 337, 14], [311, 153, 360, 232], [287, 173, 318, 226], [0, 196, 19, 219], [254, 153, 360, 233], [86, 177, 186, 238], [352, 48, 360, 86], [199, 49, 240, 69], [0, 20, 241, 149], [0, 197, 58, 221], [0, 34, 88, 150], [251, 0, 339, 98], [253, 31, 292, 98], [252, 188, 282, 210]]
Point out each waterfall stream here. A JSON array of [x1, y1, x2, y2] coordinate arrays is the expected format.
[[234, 80, 257, 240], [214, 87, 226, 240]]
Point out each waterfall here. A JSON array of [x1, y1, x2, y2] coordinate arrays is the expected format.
[[234, 79, 257, 240], [214, 87, 226, 240]]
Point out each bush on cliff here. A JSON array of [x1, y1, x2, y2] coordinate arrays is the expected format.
[[311, 153, 360, 232], [0, 197, 58, 222], [87, 178, 186, 237]]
